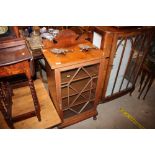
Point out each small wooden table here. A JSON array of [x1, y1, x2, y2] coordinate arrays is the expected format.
[[0, 38, 41, 128]]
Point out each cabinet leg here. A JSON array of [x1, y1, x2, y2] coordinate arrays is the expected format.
[[138, 70, 146, 92], [129, 88, 134, 96], [138, 74, 150, 99], [129, 91, 132, 96], [93, 115, 97, 120], [143, 77, 154, 100], [28, 79, 41, 121]]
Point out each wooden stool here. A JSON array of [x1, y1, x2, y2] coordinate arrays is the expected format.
[[0, 38, 41, 128], [138, 63, 155, 99]]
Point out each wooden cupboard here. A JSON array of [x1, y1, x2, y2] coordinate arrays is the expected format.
[[43, 41, 105, 128]]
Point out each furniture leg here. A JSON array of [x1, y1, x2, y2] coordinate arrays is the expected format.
[[93, 115, 97, 120], [138, 74, 150, 99], [5, 82, 13, 123], [0, 83, 14, 128], [38, 59, 47, 83], [0, 100, 14, 128], [38, 61, 43, 80], [28, 79, 41, 121], [138, 70, 146, 92], [143, 76, 154, 100]]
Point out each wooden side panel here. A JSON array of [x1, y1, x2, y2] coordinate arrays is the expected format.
[[45, 60, 63, 119], [94, 58, 106, 104], [100, 33, 118, 100]]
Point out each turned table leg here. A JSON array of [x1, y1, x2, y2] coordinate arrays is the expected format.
[[0, 82, 14, 128], [0, 100, 14, 128], [28, 79, 41, 121], [25, 60, 41, 122]]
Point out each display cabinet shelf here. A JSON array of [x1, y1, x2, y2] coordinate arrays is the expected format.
[[63, 101, 94, 119], [61, 85, 96, 99]]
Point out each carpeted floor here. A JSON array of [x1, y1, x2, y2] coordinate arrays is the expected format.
[[65, 81, 155, 129]]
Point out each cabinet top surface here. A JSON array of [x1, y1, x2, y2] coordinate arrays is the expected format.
[[0, 39, 32, 67], [94, 26, 154, 35], [43, 42, 104, 69]]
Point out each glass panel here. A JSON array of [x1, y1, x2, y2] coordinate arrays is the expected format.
[[105, 38, 133, 96]]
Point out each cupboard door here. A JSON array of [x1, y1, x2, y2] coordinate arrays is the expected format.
[[60, 63, 99, 119]]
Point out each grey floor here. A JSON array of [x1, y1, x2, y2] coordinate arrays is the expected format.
[[41, 71, 155, 129]]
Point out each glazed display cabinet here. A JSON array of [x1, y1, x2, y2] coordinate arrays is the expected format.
[[92, 27, 153, 102], [43, 40, 104, 128]]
